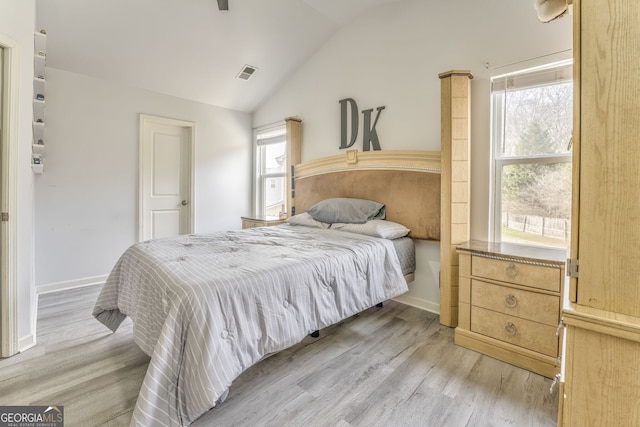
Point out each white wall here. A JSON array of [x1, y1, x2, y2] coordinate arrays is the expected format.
[[253, 0, 572, 312], [34, 68, 252, 289], [0, 0, 37, 348]]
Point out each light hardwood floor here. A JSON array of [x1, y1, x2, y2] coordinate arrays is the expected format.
[[0, 285, 558, 426]]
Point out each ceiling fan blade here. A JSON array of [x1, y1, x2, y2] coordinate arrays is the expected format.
[[217, 0, 229, 11]]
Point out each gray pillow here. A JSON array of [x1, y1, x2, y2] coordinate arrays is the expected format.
[[306, 198, 385, 224], [285, 212, 330, 229]]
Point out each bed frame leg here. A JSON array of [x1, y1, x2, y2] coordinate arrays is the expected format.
[[376, 302, 383, 308], [310, 330, 320, 338]]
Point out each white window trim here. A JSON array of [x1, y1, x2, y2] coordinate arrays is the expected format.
[[0, 34, 20, 356], [253, 122, 286, 217], [489, 58, 573, 246]]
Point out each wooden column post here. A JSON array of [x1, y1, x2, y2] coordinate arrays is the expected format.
[[439, 70, 473, 327], [285, 117, 302, 218]]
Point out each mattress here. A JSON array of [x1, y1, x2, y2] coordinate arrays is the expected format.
[[92, 225, 409, 426], [390, 236, 415, 276]]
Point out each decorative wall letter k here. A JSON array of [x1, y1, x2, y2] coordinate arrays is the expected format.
[[339, 98, 385, 151]]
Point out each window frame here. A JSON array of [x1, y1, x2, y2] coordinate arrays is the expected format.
[[253, 122, 287, 218], [489, 59, 573, 247]]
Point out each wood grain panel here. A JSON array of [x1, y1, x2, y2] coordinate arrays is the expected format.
[[459, 251, 471, 275], [472, 279, 560, 326], [439, 70, 473, 327], [451, 202, 469, 224], [562, 2, 640, 424], [455, 328, 559, 379], [459, 253, 471, 304], [285, 117, 302, 219], [451, 125, 470, 155], [576, 0, 640, 316], [563, 326, 640, 426], [472, 256, 561, 293], [451, 182, 469, 203], [458, 302, 471, 329], [471, 306, 558, 357]]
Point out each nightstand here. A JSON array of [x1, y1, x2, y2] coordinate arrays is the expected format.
[[454, 241, 565, 378], [241, 215, 286, 229]]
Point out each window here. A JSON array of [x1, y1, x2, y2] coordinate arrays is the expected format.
[[254, 124, 287, 219], [491, 60, 573, 248]]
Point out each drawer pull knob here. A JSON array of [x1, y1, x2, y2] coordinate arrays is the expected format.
[[504, 294, 517, 308], [506, 263, 518, 277], [504, 322, 517, 336]]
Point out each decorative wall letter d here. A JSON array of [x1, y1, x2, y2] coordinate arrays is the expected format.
[[339, 98, 358, 149]]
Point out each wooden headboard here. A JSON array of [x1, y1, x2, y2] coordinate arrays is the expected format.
[[292, 149, 441, 240]]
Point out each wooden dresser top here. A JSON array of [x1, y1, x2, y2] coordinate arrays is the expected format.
[[457, 240, 567, 266]]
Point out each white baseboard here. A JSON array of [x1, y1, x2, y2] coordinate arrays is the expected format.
[[18, 276, 107, 355], [393, 294, 440, 315], [18, 333, 36, 353], [36, 275, 108, 295]]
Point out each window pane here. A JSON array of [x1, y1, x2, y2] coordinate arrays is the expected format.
[[500, 82, 573, 158], [501, 162, 571, 248], [264, 142, 286, 174], [263, 176, 285, 218]]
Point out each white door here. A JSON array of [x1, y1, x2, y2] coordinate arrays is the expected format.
[[139, 114, 194, 241]]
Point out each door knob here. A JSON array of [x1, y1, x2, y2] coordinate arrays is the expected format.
[[181, 200, 188, 206]]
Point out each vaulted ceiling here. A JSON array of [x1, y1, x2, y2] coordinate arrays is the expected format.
[[36, 0, 404, 112]]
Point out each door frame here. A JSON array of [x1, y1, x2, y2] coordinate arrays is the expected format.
[[0, 34, 20, 357], [138, 114, 195, 242]]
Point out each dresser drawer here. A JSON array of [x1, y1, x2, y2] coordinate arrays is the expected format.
[[471, 255, 561, 292], [471, 306, 558, 357], [471, 280, 560, 326]]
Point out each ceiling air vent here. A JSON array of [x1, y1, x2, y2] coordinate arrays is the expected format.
[[237, 65, 257, 81]]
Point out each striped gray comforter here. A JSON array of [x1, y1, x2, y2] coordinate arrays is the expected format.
[[92, 225, 408, 426]]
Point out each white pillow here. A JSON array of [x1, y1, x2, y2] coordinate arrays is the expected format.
[[285, 212, 330, 229], [331, 220, 410, 239]]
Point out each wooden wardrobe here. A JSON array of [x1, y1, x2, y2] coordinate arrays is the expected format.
[[560, 0, 640, 425]]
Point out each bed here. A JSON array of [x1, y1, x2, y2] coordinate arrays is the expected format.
[[93, 152, 439, 425], [92, 149, 442, 426], [95, 225, 410, 424]]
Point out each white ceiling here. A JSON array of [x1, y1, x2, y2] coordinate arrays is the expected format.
[[36, 0, 404, 113]]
